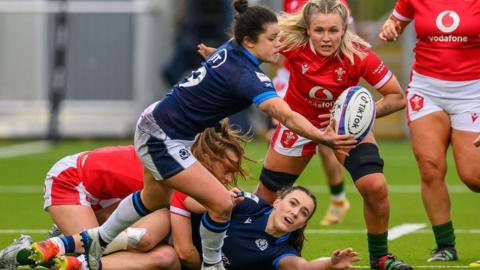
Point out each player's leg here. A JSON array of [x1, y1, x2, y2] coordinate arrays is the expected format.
[[451, 130, 480, 193], [101, 244, 181, 270], [165, 162, 232, 269], [339, 132, 412, 270], [256, 124, 314, 204], [409, 111, 458, 261], [317, 144, 349, 226]]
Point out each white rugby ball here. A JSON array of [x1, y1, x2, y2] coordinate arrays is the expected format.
[[331, 86, 376, 141]]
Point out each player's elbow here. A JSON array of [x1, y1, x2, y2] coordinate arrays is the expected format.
[[175, 245, 198, 263]]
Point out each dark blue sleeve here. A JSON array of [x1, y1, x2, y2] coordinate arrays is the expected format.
[[271, 245, 299, 270], [233, 68, 279, 107], [232, 192, 266, 217]]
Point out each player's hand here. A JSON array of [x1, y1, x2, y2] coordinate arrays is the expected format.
[[474, 134, 480, 147], [379, 17, 401, 41], [330, 248, 360, 269], [230, 187, 245, 206], [318, 113, 331, 128], [197, 43, 216, 59], [319, 119, 357, 154]]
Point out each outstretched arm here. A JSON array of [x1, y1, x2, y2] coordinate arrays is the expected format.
[[279, 248, 360, 270], [258, 97, 357, 151]]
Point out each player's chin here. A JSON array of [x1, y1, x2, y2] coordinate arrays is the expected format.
[[266, 53, 280, 64]]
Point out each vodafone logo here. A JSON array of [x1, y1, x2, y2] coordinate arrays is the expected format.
[[436, 11, 460, 33], [308, 86, 334, 100]]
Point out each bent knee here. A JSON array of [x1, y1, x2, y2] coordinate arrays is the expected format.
[[148, 246, 179, 269]]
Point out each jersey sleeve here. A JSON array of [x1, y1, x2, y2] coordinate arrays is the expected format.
[[271, 244, 299, 269], [232, 192, 263, 216], [234, 68, 279, 107], [170, 191, 191, 218], [392, 0, 413, 22], [359, 50, 393, 90]]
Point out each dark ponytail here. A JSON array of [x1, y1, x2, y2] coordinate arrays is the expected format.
[[232, 0, 277, 44]]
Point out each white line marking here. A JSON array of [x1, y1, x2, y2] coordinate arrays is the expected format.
[[0, 229, 49, 234], [388, 223, 426, 240], [305, 229, 480, 235], [0, 141, 51, 159]]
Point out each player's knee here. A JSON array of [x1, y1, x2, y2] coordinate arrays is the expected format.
[[148, 246, 180, 270], [259, 166, 299, 192], [208, 192, 233, 221], [344, 143, 384, 182], [135, 232, 157, 252], [417, 157, 446, 184]]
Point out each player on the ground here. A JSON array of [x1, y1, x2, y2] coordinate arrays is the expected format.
[[380, 0, 480, 263], [171, 185, 360, 270]]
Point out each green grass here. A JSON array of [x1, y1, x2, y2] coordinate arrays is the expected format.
[[0, 139, 479, 268]]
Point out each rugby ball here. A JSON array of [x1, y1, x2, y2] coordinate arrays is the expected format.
[[331, 86, 376, 141]]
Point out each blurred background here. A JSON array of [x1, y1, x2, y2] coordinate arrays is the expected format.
[[0, 0, 413, 140]]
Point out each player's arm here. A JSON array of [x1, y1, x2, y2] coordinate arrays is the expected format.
[[379, 15, 410, 41], [474, 135, 480, 147], [375, 75, 406, 118], [170, 213, 201, 269], [278, 248, 359, 270], [258, 97, 357, 150]]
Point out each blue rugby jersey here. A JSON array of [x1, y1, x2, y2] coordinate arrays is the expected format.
[[152, 40, 278, 140], [191, 193, 299, 270]]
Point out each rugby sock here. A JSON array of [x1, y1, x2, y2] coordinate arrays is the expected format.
[[433, 221, 456, 248], [98, 191, 151, 246], [368, 232, 388, 266], [329, 182, 346, 200], [200, 213, 229, 266]]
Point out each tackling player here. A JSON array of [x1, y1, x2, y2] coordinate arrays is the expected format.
[[380, 0, 480, 263]]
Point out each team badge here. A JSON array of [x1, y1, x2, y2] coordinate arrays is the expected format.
[[471, 112, 478, 123], [335, 67, 345, 82], [179, 148, 191, 160], [409, 94, 424, 112], [280, 130, 299, 148], [255, 239, 269, 251]]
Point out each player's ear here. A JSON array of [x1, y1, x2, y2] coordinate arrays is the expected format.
[[272, 198, 281, 209], [243, 36, 256, 49]]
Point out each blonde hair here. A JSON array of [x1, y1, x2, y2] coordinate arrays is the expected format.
[[191, 119, 252, 187], [279, 0, 370, 64]]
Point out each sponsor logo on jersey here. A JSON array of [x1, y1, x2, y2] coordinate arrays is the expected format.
[[429, 11, 468, 43], [301, 63, 309, 74], [208, 48, 227, 68], [256, 71, 272, 82], [244, 217, 253, 224], [335, 67, 346, 82], [409, 94, 424, 112], [280, 130, 299, 148], [255, 239, 269, 251], [472, 112, 479, 123], [179, 148, 191, 160]]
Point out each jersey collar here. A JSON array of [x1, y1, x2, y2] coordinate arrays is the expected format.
[[263, 209, 292, 244], [239, 46, 261, 66]]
